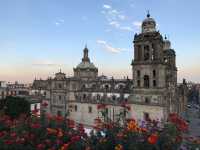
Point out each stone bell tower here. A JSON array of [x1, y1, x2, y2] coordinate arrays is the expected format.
[[129, 12, 178, 121]]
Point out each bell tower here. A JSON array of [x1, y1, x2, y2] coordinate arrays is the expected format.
[[129, 12, 177, 121]]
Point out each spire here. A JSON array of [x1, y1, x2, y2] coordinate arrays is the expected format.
[[147, 10, 150, 18], [82, 45, 90, 62], [164, 34, 167, 40]]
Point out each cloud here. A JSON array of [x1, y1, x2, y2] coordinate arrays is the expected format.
[[133, 21, 142, 28], [103, 4, 111, 9], [120, 26, 134, 31], [32, 60, 64, 67], [55, 19, 65, 26], [109, 21, 120, 28], [81, 16, 88, 21], [97, 40, 129, 53], [109, 21, 133, 31], [102, 4, 134, 32]]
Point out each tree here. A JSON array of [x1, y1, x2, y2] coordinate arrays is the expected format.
[[4, 96, 30, 118]]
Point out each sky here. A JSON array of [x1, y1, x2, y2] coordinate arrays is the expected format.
[[0, 0, 199, 83]]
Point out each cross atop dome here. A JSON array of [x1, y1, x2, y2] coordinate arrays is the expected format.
[[147, 10, 150, 18]]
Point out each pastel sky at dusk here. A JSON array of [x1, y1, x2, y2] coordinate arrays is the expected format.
[[0, 0, 199, 83]]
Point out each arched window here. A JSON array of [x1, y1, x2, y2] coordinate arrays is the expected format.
[[144, 45, 150, 61], [112, 95, 116, 101], [145, 97, 150, 103], [144, 75, 150, 88], [119, 84, 124, 90], [153, 80, 157, 87], [153, 70, 156, 78], [97, 94, 100, 100], [105, 84, 109, 90], [83, 94, 86, 99], [137, 70, 140, 78], [137, 80, 141, 87], [82, 84, 86, 89]]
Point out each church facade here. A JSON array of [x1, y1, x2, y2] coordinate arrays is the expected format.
[[32, 13, 188, 126]]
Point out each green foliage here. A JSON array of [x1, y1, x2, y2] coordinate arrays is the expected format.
[[4, 96, 30, 118]]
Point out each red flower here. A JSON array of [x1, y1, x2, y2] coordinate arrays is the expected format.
[[31, 123, 41, 129], [121, 102, 131, 111], [10, 132, 17, 138], [42, 101, 48, 107], [55, 115, 64, 122], [0, 131, 6, 138], [148, 133, 158, 144], [97, 104, 106, 109], [168, 113, 188, 132], [61, 143, 70, 150], [67, 119, 75, 128], [45, 139, 51, 146], [77, 123, 85, 134], [37, 143, 45, 150], [4, 140, 14, 145], [71, 135, 81, 143], [32, 109, 39, 115], [16, 138, 25, 144]]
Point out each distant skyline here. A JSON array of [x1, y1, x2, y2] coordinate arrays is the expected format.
[[0, 0, 199, 83]]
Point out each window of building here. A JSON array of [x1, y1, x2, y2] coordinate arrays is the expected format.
[[57, 111, 62, 116], [143, 112, 150, 121], [153, 80, 157, 87], [82, 84, 86, 89], [119, 85, 123, 90], [92, 84, 96, 89], [88, 106, 92, 113], [137, 70, 140, 78], [153, 70, 156, 78], [144, 75, 150, 88], [137, 45, 142, 61], [74, 105, 77, 112], [34, 104, 37, 110], [83, 94, 86, 99], [105, 108, 108, 114], [137, 80, 140, 87], [58, 83, 62, 89], [97, 94, 100, 100], [105, 84, 109, 90], [144, 45, 150, 61], [112, 95, 116, 101], [72, 84, 76, 90], [59, 95, 62, 100], [145, 97, 150, 104]]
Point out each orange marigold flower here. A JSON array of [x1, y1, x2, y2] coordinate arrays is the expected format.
[[115, 144, 123, 150], [47, 128, 57, 135], [127, 120, 138, 132], [61, 143, 70, 150], [148, 133, 158, 145]]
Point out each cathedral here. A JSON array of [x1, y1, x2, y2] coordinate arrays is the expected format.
[[32, 13, 188, 126]]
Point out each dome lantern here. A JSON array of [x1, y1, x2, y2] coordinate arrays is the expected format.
[[142, 11, 156, 33]]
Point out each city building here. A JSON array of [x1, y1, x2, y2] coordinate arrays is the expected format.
[[32, 13, 188, 126]]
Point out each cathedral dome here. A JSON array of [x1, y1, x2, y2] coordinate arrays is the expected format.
[[76, 61, 97, 70], [75, 46, 97, 70], [142, 12, 156, 33], [163, 36, 171, 50]]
